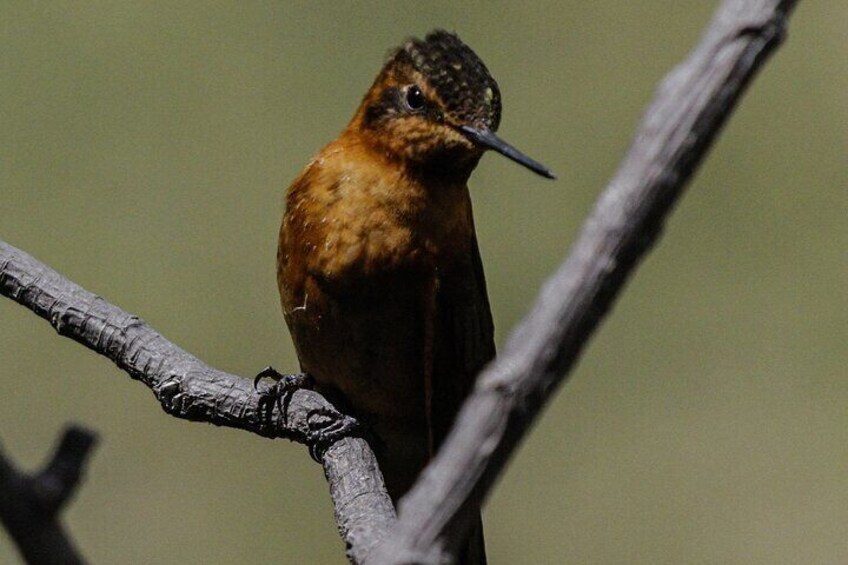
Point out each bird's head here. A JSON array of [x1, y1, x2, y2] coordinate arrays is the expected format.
[[351, 30, 555, 180]]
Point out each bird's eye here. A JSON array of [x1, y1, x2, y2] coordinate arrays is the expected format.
[[404, 85, 426, 111]]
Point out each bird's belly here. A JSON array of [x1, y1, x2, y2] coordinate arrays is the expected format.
[[288, 270, 433, 497], [287, 270, 427, 425]]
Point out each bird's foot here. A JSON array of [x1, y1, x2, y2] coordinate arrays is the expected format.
[[254, 366, 314, 424], [305, 407, 362, 463], [253, 367, 362, 462]]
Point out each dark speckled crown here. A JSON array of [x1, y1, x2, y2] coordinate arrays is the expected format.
[[399, 30, 502, 131]]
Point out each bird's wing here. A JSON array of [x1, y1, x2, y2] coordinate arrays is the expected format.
[[431, 231, 496, 446], [430, 230, 494, 565]]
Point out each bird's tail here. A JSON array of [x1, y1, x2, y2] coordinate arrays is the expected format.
[[459, 513, 487, 565]]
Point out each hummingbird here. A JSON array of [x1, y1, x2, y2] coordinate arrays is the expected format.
[[270, 30, 554, 564]]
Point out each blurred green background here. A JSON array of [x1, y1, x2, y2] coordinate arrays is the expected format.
[[1, 2, 845, 563]]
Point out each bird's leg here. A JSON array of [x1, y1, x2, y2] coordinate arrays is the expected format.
[[254, 366, 314, 424]]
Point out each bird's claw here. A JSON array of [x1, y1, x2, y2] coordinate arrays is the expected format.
[[306, 408, 361, 463], [254, 367, 361, 462], [254, 366, 314, 424]]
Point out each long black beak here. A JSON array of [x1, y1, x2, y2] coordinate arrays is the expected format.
[[459, 125, 556, 180]]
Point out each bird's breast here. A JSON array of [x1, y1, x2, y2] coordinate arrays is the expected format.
[[277, 143, 475, 420], [290, 146, 473, 283]]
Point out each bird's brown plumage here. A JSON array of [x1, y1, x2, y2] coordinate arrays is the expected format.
[[278, 30, 552, 564], [278, 125, 494, 498]]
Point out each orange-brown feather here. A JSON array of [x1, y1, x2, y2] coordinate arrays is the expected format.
[[277, 124, 479, 496], [278, 31, 499, 563]]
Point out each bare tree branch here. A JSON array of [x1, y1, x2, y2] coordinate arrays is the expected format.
[[0, 0, 800, 563], [369, 1, 800, 563], [0, 425, 97, 565], [0, 240, 395, 562]]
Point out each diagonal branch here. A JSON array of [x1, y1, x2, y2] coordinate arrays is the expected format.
[[0, 240, 395, 563], [369, 0, 800, 563]]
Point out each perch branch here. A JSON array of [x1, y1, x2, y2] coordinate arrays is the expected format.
[[0, 240, 395, 563], [369, 0, 799, 563]]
